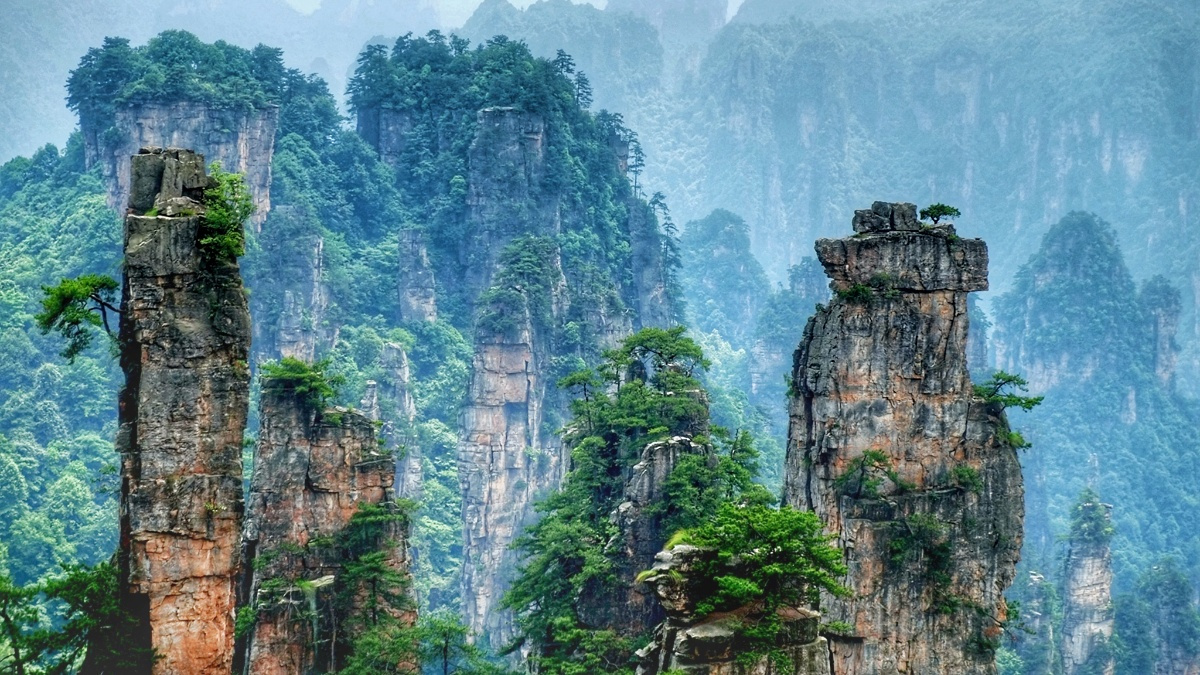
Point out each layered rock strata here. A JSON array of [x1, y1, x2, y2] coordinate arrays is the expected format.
[[636, 545, 832, 675], [116, 147, 252, 674], [240, 387, 412, 674], [82, 102, 277, 227], [784, 202, 1023, 674], [1060, 497, 1115, 675]]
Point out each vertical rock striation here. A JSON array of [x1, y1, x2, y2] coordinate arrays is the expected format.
[[116, 147, 251, 674], [783, 202, 1023, 674], [1059, 492, 1115, 675], [83, 102, 278, 227], [240, 387, 413, 674], [459, 295, 563, 647], [463, 108, 555, 300], [398, 227, 439, 323]]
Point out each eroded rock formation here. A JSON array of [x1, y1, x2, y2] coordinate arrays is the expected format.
[[398, 227, 439, 323], [636, 545, 832, 675], [784, 202, 1023, 674], [459, 292, 564, 646], [239, 387, 413, 674], [252, 206, 333, 361], [83, 102, 277, 227], [117, 147, 252, 674], [1060, 494, 1115, 675]]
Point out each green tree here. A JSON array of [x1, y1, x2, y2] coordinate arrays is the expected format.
[[35, 274, 119, 363], [667, 503, 848, 666], [919, 203, 961, 224], [260, 357, 345, 410], [199, 162, 254, 263], [974, 371, 1044, 411]]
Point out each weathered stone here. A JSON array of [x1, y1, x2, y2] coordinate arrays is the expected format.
[[637, 545, 832, 675], [815, 230, 987, 292], [459, 297, 564, 648], [398, 227, 438, 323], [117, 148, 251, 675], [239, 389, 413, 675], [1060, 498, 1115, 675], [249, 206, 332, 362], [82, 102, 277, 227], [783, 203, 1022, 675], [851, 202, 921, 233]]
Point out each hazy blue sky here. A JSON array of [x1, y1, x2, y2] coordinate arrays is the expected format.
[[284, 0, 745, 27]]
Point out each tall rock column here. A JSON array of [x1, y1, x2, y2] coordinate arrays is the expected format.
[[239, 387, 413, 674], [1059, 490, 1115, 675], [459, 295, 564, 648], [116, 147, 251, 674], [784, 202, 1023, 674]]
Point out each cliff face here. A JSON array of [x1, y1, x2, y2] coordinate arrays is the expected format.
[[239, 388, 412, 675], [784, 203, 1023, 674], [463, 108, 556, 300], [252, 206, 333, 361], [1060, 497, 1115, 675], [636, 545, 832, 675], [459, 295, 564, 647], [398, 227, 438, 323], [82, 102, 277, 227], [116, 147, 252, 674]]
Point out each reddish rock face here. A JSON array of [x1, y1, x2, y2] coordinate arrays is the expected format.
[[240, 388, 413, 675], [784, 203, 1023, 675], [117, 147, 252, 675]]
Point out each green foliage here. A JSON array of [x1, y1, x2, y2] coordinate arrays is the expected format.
[[0, 143, 120, 587], [199, 162, 254, 263], [506, 328, 768, 673], [67, 32, 286, 133], [671, 503, 848, 665], [950, 465, 984, 494], [919, 203, 961, 224], [234, 605, 258, 639], [35, 274, 119, 363], [0, 563, 152, 673], [1069, 488, 1114, 546], [974, 371, 1044, 412], [834, 450, 911, 498], [346, 32, 679, 326], [837, 283, 874, 305], [888, 514, 954, 590], [261, 357, 345, 411]]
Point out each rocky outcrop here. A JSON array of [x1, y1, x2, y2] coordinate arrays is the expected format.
[[82, 102, 277, 227], [239, 388, 413, 675], [578, 436, 708, 637], [459, 296, 564, 648], [1141, 276, 1181, 390], [636, 545, 832, 675], [630, 199, 674, 330], [463, 108, 557, 300], [784, 202, 1023, 674], [357, 108, 412, 169], [252, 206, 333, 361], [361, 343, 422, 500], [1060, 494, 1115, 675], [116, 147, 252, 674], [398, 227, 438, 323]]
